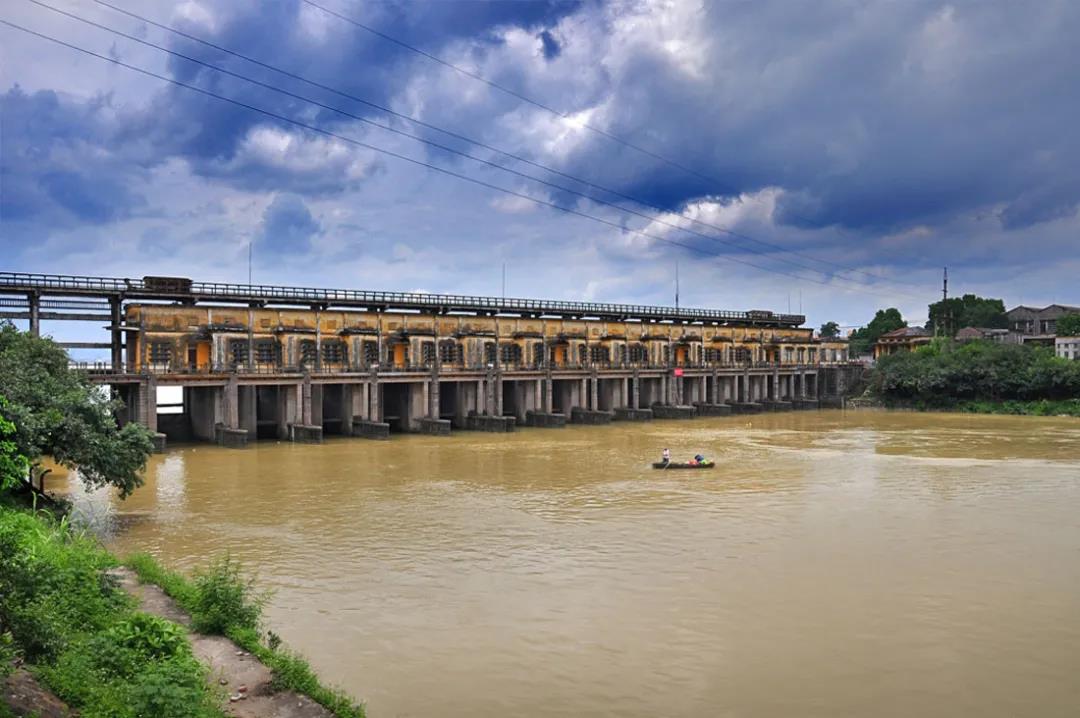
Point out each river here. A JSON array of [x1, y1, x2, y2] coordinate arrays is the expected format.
[[60, 410, 1080, 718]]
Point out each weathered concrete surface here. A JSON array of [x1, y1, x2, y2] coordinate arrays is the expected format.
[[466, 414, 516, 432], [651, 404, 696, 419], [763, 400, 793, 412], [793, 399, 820, 410], [3, 670, 71, 718], [288, 424, 323, 444], [732, 402, 764, 414], [613, 407, 653, 421], [151, 431, 168, 453], [524, 411, 566, 428], [419, 417, 452, 435], [353, 419, 390, 439], [111, 568, 337, 718], [215, 426, 250, 448], [693, 403, 732, 416], [569, 407, 613, 425]]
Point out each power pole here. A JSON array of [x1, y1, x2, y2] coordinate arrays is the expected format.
[[941, 266, 949, 337], [674, 261, 679, 310]]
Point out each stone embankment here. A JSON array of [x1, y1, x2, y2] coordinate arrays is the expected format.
[[110, 568, 335, 718]]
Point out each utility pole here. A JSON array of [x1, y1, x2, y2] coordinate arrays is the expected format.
[[248, 242, 253, 285], [501, 262, 506, 300], [674, 261, 679, 310], [940, 266, 949, 337]]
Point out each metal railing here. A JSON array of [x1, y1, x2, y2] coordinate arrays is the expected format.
[[1, 271, 805, 326]]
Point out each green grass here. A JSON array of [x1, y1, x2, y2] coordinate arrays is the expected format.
[[0, 505, 224, 718], [126, 552, 366, 718]]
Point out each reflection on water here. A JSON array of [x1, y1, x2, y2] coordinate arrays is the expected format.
[[60, 410, 1080, 718]]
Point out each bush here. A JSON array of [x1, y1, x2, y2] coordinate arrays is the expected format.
[[0, 507, 223, 718], [190, 555, 266, 635]]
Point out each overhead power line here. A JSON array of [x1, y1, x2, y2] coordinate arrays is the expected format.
[[0, 17, 919, 302], [42, 0, 925, 298], [86, 0, 919, 289]]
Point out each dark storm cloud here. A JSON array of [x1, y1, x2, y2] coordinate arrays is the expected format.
[[0, 87, 146, 233], [256, 193, 321, 254]]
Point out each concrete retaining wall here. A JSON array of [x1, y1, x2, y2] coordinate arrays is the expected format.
[[693, 403, 732, 416], [651, 404, 696, 419], [613, 407, 653, 421], [570, 407, 614, 425], [288, 423, 323, 443], [353, 419, 390, 440], [419, 418, 452, 435], [466, 414, 516, 432], [525, 411, 567, 428]]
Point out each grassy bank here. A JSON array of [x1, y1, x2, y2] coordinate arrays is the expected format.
[[0, 500, 225, 717], [955, 399, 1080, 416], [125, 553, 365, 718], [0, 500, 365, 718]]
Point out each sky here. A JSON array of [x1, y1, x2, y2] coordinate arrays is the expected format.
[[2, 0, 1079, 347]]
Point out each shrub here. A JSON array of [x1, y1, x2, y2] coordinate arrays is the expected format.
[[190, 555, 266, 635]]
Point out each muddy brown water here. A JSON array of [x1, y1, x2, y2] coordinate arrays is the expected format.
[[59, 410, 1080, 718]]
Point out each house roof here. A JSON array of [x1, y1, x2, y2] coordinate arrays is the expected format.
[[879, 326, 931, 339]]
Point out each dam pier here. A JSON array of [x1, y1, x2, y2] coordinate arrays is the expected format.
[[1, 272, 859, 450]]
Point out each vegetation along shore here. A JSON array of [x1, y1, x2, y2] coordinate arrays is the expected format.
[[0, 323, 364, 717]]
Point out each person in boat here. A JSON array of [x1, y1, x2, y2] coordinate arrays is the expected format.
[[661, 448, 671, 464], [694, 454, 705, 463]]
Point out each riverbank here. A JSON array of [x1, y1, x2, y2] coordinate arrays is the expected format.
[[0, 500, 364, 718], [850, 396, 1080, 416]]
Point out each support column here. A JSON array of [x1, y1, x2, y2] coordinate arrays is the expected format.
[[631, 372, 640, 409], [110, 296, 122, 370], [27, 292, 40, 337], [301, 374, 313, 426], [771, 368, 780, 401], [711, 370, 720, 404], [589, 372, 599, 411], [239, 385, 257, 437], [543, 376, 553, 413]]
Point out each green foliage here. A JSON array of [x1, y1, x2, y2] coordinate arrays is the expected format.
[[1058, 313, 1080, 337], [0, 399, 28, 493], [871, 340, 1080, 405], [0, 323, 154, 498], [0, 506, 223, 717], [956, 399, 1080, 416], [926, 293, 1007, 334], [190, 556, 267, 635], [124, 552, 365, 718], [849, 308, 906, 355], [819, 321, 840, 338]]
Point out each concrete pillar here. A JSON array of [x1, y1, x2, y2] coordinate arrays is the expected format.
[[543, 377, 553, 413], [494, 375, 504, 416], [239, 385, 257, 436], [300, 376, 313, 426], [711, 371, 720, 404], [699, 376, 707, 404], [800, 371, 808, 398], [533, 379, 542, 414], [409, 381, 426, 430], [142, 376, 158, 433], [631, 373, 640, 409], [589, 374, 599, 410], [27, 292, 40, 338], [110, 297, 122, 370], [351, 383, 366, 422], [224, 375, 240, 429]]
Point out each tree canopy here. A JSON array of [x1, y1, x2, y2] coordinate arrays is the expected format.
[[848, 308, 906, 355], [0, 323, 153, 498], [1057, 313, 1080, 337], [819, 321, 840, 338], [871, 340, 1080, 403], [926, 294, 1007, 334]]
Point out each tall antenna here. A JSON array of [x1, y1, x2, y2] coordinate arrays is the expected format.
[[675, 261, 680, 310], [940, 266, 949, 336]]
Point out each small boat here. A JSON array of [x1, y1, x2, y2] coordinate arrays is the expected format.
[[651, 461, 715, 469]]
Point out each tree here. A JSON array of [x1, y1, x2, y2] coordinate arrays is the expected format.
[[0, 323, 154, 498], [849, 308, 906, 355], [926, 294, 1007, 334], [1057, 313, 1080, 337], [819, 321, 840, 338], [0, 399, 28, 493]]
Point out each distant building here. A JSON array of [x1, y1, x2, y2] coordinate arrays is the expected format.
[[873, 327, 932, 359], [1057, 336, 1080, 360], [955, 327, 1010, 343], [1006, 304, 1080, 337]]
